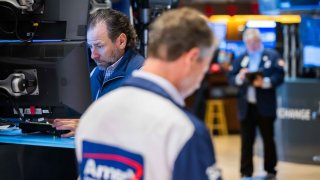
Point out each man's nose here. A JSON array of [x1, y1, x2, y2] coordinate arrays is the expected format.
[[91, 48, 100, 60]]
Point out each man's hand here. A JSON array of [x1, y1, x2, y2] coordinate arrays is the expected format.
[[238, 68, 248, 80], [50, 119, 79, 137], [253, 75, 263, 87]]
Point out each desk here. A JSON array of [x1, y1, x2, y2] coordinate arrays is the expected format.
[[0, 129, 74, 148], [0, 129, 77, 179]]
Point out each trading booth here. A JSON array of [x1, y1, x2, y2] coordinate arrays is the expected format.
[[0, 0, 91, 179]]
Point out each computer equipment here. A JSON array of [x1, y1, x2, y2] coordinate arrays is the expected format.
[[0, 41, 92, 135], [0, 0, 90, 41], [303, 45, 320, 68], [0, 0, 91, 135], [0, 41, 91, 118], [279, 0, 320, 13], [258, 0, 320, 14]]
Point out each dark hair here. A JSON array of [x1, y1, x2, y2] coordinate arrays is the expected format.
[[88, 9, 137, 50], [148, 7, 214, 61]]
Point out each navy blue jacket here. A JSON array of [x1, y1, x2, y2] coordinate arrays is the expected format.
[[123, 77, 221, 180], [77, 75, 221, 180], [228, 49, 284, 120], [90, 49, 144, 100]]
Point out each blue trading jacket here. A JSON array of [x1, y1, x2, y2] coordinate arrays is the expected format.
[[77, 76, 222, 180], [123, 77, 222, 180]]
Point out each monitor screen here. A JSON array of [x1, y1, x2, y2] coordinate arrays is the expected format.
[[219, 40, 246, 58], [0, 41, 92, 119], [300, 16, 320, 45], [0, 0, 89, 41], [258, 0, 320, 15], [258, 0, 280, 15], [207, 22, 227, 44], [303, 45, 320, 67], [300, 16, 320, 68], [279, 0, 320, 11]]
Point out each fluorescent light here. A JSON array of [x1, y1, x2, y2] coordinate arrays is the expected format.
[[246, 20, 276, 28]]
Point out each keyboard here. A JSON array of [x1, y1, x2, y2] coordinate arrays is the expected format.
[[19, 122, 70, 137]]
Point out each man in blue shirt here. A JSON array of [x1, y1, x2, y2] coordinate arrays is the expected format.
[[228, 28, 284, 180], [76, 7, 221, 180], [52, 9, 144, 137]]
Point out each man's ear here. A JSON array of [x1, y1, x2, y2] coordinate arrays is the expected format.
[[116, 33, 127, 50], [186, 47, 201, 63], [181, 47, 201, 73]]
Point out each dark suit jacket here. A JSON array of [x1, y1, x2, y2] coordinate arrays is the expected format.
[[228, 49, 284, 120]]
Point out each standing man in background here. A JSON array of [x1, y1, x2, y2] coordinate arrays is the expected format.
[[51, 8, 145, 137], [76, 7, 221, 180], [228, 28, 284, 180]]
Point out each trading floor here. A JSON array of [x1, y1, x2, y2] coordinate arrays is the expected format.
[[213, 135, 320, 180]]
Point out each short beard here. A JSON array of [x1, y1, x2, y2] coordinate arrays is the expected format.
[[97, 48, 122, 71]]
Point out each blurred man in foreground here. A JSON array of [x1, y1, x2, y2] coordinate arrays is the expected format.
[[76, 7, 221, 180]]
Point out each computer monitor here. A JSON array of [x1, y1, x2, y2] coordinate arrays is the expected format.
[[300, 16, 320, 69], [258, 0, 280, 15], [0, 0, 90, 41], [208, 22, 227, 44], [0, 41, 92, 119], [219, 40, 246, 58], [279, 0, 320, 12], [303, 45, 320, 67], [258, 0, 320, 14], [300, 16, 320, 45]]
